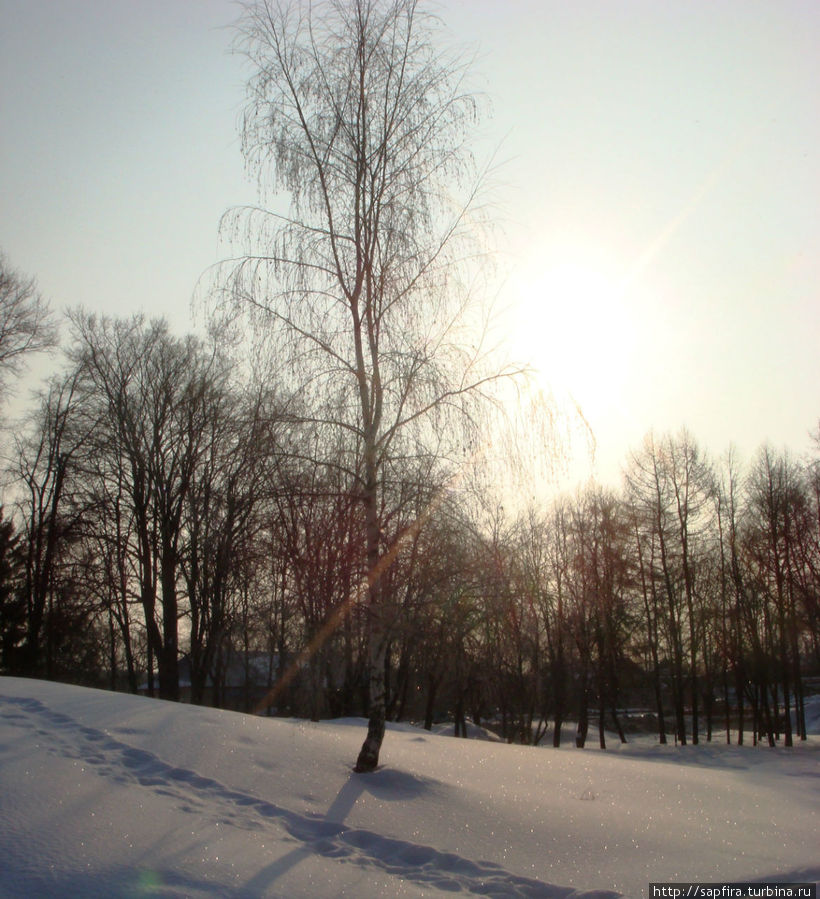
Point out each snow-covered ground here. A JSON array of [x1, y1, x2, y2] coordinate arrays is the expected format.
[[1, 678, 817, 898]]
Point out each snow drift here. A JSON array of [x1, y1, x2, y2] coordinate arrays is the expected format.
[[1, 677, 817, 897]]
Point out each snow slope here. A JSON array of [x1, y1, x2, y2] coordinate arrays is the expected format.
[[1, 678, 817, 898]]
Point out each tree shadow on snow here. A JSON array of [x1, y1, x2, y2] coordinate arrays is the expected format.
[[241, 768, 620, 898]]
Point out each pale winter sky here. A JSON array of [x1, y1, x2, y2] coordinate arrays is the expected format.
[[1, 0, 818, 486]]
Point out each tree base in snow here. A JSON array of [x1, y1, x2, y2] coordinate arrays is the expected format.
[[354, 737, 381, 773]]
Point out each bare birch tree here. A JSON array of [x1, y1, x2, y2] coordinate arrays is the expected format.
[[217, 0, 508, 771]]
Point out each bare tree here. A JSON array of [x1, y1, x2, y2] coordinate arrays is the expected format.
[[628, 496, 668, 744], [800, 424, 820, 665], [13, 369, 88, 676], [542, 501, 573, 747], [0, 508, 26, 672], [217, 0, 510, 771], [79, 445, 143, 693], [625, 432, 689, 745], [744, 446, 810, 745], [0, 254, 58, 403], [183, 379, 280, 707], [71, 313, 226, 701], [663, 430, 714, 745]]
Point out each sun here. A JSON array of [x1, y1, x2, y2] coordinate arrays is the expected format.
[[508, 244, 638, 424]]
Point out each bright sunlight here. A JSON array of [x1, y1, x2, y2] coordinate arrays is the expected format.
[[509, 243, 640, 425]]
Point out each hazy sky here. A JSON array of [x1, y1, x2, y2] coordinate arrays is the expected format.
[[1, 0, 818, 485]]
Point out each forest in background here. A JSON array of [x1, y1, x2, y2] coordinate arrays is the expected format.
[[0, 291, 817, 750]]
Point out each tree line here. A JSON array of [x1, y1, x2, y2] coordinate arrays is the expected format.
[[0, 284, 816, 749]]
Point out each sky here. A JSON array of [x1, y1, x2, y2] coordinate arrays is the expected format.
[[1, 0, 818, 487]]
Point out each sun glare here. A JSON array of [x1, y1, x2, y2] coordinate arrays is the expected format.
[[509, 246, 638, 423]]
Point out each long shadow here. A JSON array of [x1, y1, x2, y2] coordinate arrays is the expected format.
[[241, 773, 366, 895], [755, 865, 820, 885], [4, 695, 620, 898], [242, 769, 436, 892], [240, 769, 620, 898]]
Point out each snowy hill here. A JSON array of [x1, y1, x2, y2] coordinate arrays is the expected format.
[[1, 678, 817, 898]]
